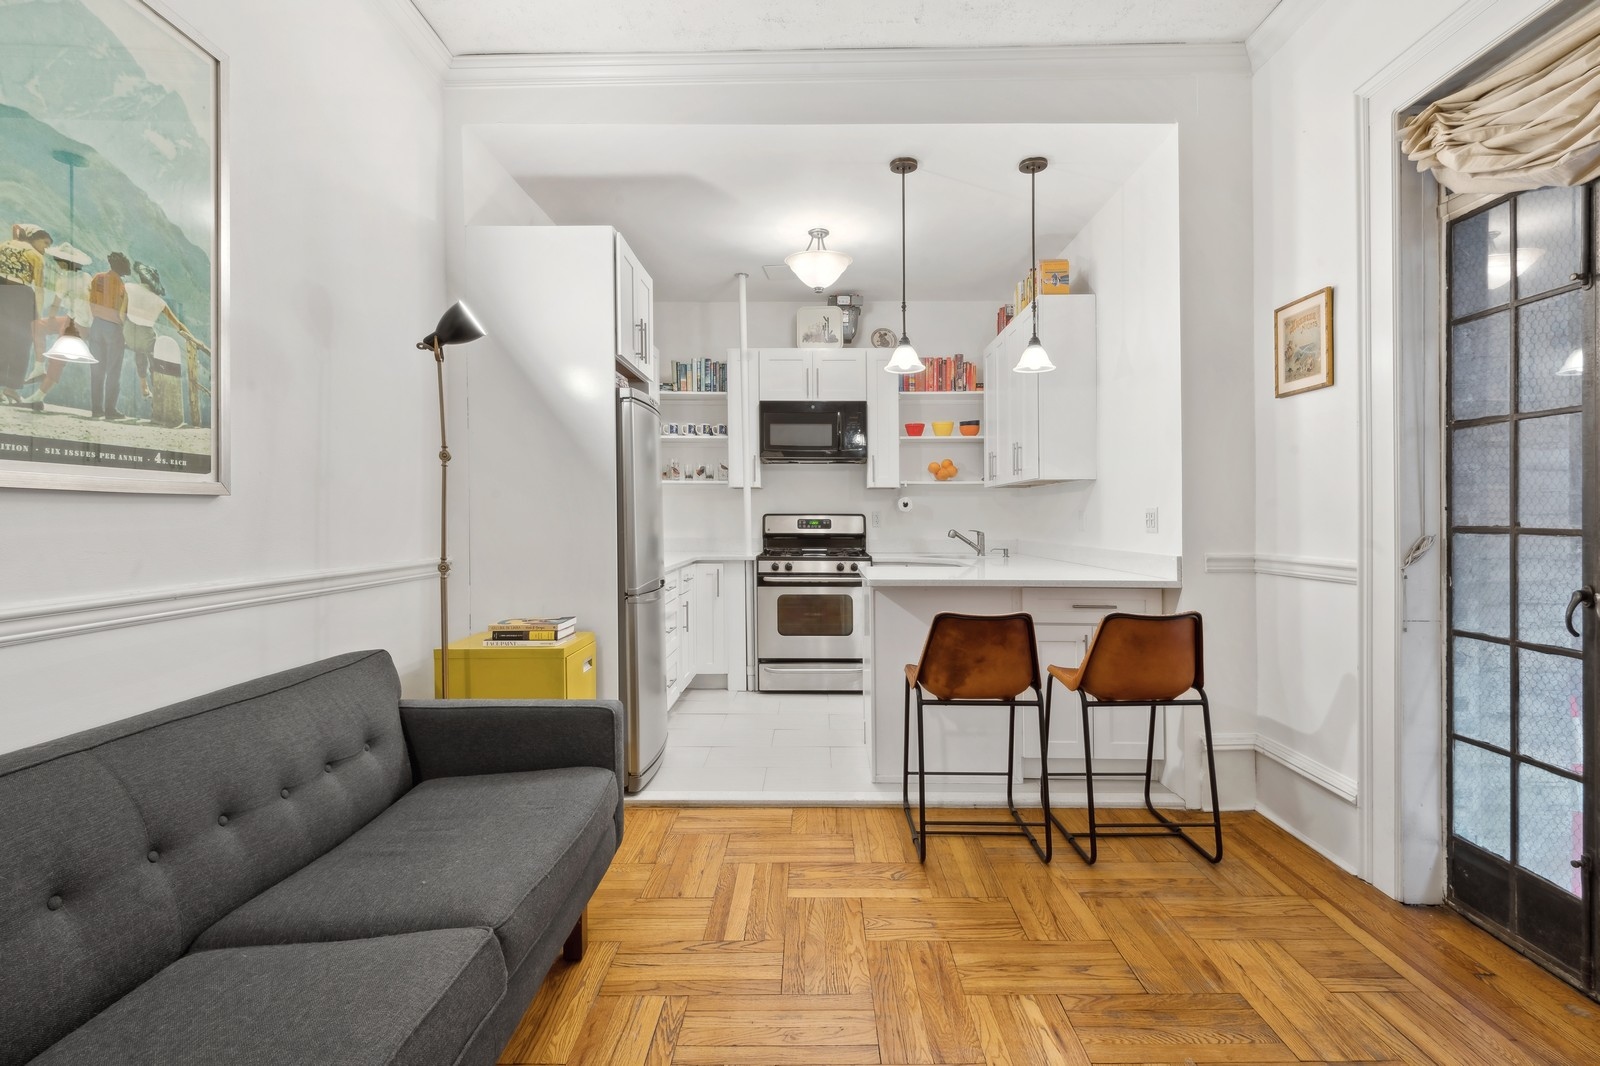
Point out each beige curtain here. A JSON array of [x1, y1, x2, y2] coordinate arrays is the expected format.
[[1402, 6, 1600, 193]]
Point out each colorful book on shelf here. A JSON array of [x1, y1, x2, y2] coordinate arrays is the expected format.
[[664, 358, 727, 393], [898, 356, 976, 393], [488, 616, 577, 641]]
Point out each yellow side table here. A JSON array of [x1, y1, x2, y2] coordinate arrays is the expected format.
[[433, 631, 597, 699]]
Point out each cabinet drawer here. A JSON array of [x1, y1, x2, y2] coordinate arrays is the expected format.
[[1021, 587, 1156, 625]]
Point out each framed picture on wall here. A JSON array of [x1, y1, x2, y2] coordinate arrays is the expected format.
[[0, 0, 225, 494], [796, 305, 845, 348], [1273, 287, 1334, 398]]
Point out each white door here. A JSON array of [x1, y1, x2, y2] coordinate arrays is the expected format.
[[814, 351, 867, 400], [867, 353, 901, 488], [758, 350, 811, 400]]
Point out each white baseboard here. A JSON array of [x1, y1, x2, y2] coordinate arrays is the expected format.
[[0, 560, 437, 649]]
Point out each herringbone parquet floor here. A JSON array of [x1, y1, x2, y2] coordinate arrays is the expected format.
[[498, 807, 1600, 1065]]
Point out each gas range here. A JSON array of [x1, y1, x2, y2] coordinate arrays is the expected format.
[[756, 514, 871, 578], [755, 514, 869, 693]]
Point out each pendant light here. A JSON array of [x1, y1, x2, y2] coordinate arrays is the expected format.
[[786, 227, 852, 292], [885, 157, 925, 375], [44, 319, 95, 363], [1014, 156, 1055, 373]]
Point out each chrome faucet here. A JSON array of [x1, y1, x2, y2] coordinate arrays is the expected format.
[[948, 528, 985, 557]]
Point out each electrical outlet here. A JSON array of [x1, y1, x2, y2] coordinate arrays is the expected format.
[[1144, 508, 1159, 534], [870, 510, 881, 528]]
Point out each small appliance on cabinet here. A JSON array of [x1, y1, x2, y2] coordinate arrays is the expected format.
[[755, 514, 870, 692], [759, 401, 867, 463]]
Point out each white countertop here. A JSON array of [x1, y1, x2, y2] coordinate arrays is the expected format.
[[864, 553, 1179, 588], [663, 550, 1177, 588]]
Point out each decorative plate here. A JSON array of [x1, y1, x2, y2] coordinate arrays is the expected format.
[[870, 327, 897, 348]]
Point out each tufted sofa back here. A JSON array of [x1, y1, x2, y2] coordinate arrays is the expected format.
[[0, 649, 412, 1065]]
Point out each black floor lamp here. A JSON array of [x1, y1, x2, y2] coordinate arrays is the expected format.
[[418, 301, 486, 697]]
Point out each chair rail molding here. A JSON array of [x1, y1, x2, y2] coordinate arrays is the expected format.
[[1204, 552, 1358, 584], [0, 560, 437, 649], [1204, 732, 1358, 805]]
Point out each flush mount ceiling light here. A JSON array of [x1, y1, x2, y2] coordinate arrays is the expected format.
[[1014, 156, 1055, 373], [885, 157, 925, 376], [785, 227, 852, 293], [1485, 230, 1543, 289]]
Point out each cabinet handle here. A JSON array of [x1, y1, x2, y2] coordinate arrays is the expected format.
[[715, 569, 720, 598]]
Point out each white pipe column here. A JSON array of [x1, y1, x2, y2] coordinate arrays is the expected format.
[[737, 272, 753, 555]]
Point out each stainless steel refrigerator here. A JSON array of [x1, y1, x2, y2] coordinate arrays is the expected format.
[[617, 387, 668, 792]]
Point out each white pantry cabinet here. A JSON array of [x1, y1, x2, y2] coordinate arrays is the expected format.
[[980, 294, 1096, 487]]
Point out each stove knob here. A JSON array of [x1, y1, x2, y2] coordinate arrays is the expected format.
[[850, 562, 860, 572], [784, 563, 793, 572], [836, 562, 845, 572], [769, 562, 779, 572]]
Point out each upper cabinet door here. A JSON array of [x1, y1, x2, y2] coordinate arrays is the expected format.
[[633, 266, 653, 379], [813, 351, 867, 401], [615, 232, 652, 379], [758, 350, 811, 400], [867, 352, 901, 488]]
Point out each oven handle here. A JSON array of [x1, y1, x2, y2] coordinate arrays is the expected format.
[[757, 576, 865, 587]]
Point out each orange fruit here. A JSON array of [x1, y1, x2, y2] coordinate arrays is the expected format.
[[941, 458, 955, 469], [926, 461, 940, 474]]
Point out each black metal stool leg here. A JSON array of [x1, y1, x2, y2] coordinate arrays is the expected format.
[[1139, 691, 1224, 863], [916, 686, 928, 862]]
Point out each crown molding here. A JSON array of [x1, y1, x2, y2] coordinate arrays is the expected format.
[[1245, 0, 1330, 72], [444, 42, 1251, 89], [369, 0, 451, 75]]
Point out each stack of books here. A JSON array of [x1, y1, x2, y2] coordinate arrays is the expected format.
[[483, 616, 577, 646], [664, 359, 727, 393], [899, 356, 978, 393]]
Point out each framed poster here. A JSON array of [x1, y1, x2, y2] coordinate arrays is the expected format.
[[796, 305, 844, 348], [1273, 286, 1334, 398], [0, 0, 225, 493]]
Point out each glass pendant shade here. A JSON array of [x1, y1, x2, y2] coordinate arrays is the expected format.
[[885, 335, 924, 374], [1558, 347, 1584, 376], [44, 322, 95, 363], [1014, 332, 1054, 373], [785, 228, 851, 292]]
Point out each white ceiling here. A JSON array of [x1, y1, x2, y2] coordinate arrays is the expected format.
[[477, 123, 1175, 301], [412, 0, 1282, 56]]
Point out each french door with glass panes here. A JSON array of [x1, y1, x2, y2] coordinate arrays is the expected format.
[[1446, 181, 1597, 988]]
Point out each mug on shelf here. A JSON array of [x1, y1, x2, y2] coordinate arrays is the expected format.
[[668, 459, 683, 479], [664, 422, 680, 436], [699, 423, 714, 436], [715, 423, 728, 436], [685, 424, 699, 435]]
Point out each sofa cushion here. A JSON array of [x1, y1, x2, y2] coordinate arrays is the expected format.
[[0, 650, 411, 1066], [29, 928, 505, 1066], [194, 767, 619, 974]]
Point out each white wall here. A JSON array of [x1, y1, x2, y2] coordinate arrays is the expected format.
[[1249, 0, 1564, 874], [0, 0, 446, 753]]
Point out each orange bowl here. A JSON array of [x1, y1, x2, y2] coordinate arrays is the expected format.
[[905, 422, 925, 436], [958, 423, 979, 436]]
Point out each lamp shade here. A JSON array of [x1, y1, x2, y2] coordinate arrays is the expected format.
[[420, 301, 486, 349], [1558, 348, 1584, 376], [885, 335, 924, 375], [45, 322, 95, 363], [785, 228, 851, 292], [1013, 332, 1055, 373]]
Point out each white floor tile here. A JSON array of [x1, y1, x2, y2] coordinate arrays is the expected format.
[[773, 726, 866, 747], [669, 722, 778, 747], [830, 746, 870, 772], [828, 712, 865, 730], [704, 745, 833, 769], [645, 764, 767, 792], [659, 745, 711, 769], [763, 763, 877, 793]]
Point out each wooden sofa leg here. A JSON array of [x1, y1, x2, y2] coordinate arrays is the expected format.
[[564, 910, 586, 962]]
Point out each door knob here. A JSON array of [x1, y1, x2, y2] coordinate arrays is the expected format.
[[1564, 586, 1595, 639]]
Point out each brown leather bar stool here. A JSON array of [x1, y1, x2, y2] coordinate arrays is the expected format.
[[1044, 611, 1221, 865], [902, 612, 1051, 863]]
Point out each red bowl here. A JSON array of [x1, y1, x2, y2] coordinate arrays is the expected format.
[[904, 423, 925, 436]]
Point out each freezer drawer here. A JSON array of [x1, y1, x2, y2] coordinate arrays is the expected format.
[[623, 588, 668, 792]]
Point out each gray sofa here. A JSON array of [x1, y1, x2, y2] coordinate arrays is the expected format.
[[0, 649, 625, 1066]]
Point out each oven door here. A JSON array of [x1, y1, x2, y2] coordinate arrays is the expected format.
[[756, 578, 865, 662]]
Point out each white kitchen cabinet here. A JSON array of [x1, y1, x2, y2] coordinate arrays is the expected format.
[[981, 295, 1096, 487], [1021, 586, 1163, 764], [615, 233, 654, 382], [756, 349, 866, 401], [664, 568, 684, 706], [677, 568, 696, 691], [866, 352, 901, 488], [690, 562, 728, 675]]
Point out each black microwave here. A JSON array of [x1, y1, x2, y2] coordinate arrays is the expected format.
[[759, 400, 868, 463]]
